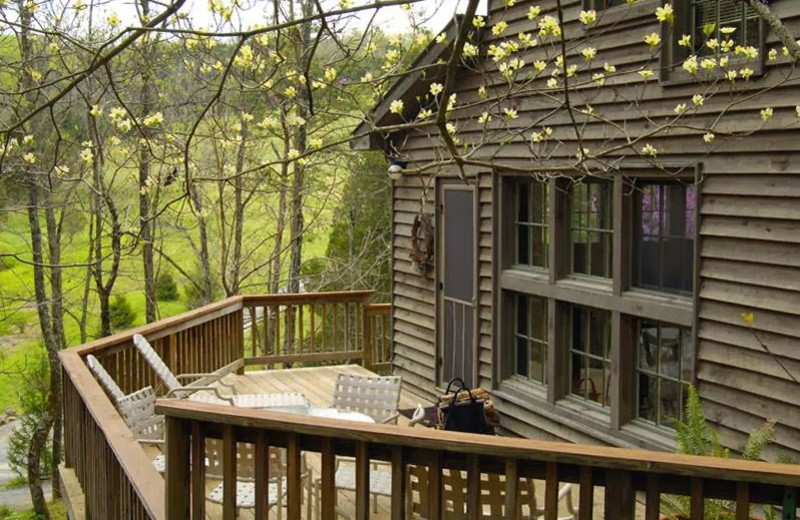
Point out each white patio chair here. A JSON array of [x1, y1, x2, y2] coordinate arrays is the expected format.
[[134, 334, 311, 409], [86, 354, 163, 445], [332, 373, 402, 424], [408, 465, 578, 519], [133, 333, 236, 402], [205, 439, 313, 520], [315, 373, 402, 518]]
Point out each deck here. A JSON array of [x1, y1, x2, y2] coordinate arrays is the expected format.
[[58, 291, 800, 520], [144, 364, 439, 520]]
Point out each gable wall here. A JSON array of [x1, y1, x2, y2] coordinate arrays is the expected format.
[[390, 0, 800, 459]]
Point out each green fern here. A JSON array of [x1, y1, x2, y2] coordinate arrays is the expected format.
[[742, 420, 776, 461], [662, 385, 779, 520], [675, 385, 712, 456]]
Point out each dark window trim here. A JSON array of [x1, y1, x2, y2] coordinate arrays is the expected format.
[[659, 0, 765, 85]]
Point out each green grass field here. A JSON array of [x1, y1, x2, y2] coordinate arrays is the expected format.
[[0, 175, 338, 412]]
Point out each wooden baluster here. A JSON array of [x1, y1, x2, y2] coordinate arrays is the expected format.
[[333, 303, 339, 352], [782, 486, 797, 520], [254, 431, 270, 520], [285, 303, 297, 355], [322, 304, 328, 353], [310, 303, 317, 353], [355, 441, 370, 520], [345, 301, 351, 354], [287, 432, 302, 520], [222, 425, 237, 520], [604, 469, 634, 520], [579, 465, 593, 520], [736, 481, 750, 520], [466, 454, 480, 520], [545, 461, 557, 520], [191, 422, 206, 520], [320, 438, 336, 520], [391, 446, 406, 520], [691, 477, 705, 520], [165, 416, 190, 520], [645, 473, 659, 520], [299, 303, 305, 355], [364, 307, 373, 370], [263, 306, 270, 358], [429, 452, 442, 520]]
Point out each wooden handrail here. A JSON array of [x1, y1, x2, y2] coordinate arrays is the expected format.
[[242, 290, 374, 306], [62, 350, 166, 519], [59, 290, 393, 520], [68, 296, 245, 357], [157, 399, 800, 519]]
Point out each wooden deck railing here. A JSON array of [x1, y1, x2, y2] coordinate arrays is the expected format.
[[365, 303, 392, 373], [59, 291, 391, 520], [157, 399, 800, 520]]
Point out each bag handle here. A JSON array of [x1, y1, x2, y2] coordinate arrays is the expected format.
[[444, 378, 475, 402]]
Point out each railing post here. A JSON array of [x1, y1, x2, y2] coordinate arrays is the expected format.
[[604, 469, 634, 520], [363, 305, 373, 371], [165, 416, 191, 520]]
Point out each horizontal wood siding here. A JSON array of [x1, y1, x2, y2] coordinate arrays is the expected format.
[[393, 180, 438, 400], [387, 0, 800, 457]]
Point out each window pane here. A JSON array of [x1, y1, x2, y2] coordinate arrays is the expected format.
[[513, 293, 548, 386], [570, 181, 612, 278], [633, 182, 696, 294], [513, 179, 548, 269], [636, 319, 693, 428], [570, 305, 611, 407], [691, 0, 759, 55]]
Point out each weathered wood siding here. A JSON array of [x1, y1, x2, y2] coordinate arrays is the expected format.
[[389, 0, 800, 458]]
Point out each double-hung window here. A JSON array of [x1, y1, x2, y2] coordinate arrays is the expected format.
[[499, 173, 697, 437]]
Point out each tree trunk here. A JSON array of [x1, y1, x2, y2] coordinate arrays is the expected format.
[[139, 0, 157, 323], [25, 180, 54, 520], [43, 202, 63, 498]]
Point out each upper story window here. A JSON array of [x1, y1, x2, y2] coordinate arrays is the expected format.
[[514, 293, 548, 385], [569, 180, 613, 278], [637, 319, 694, 428], [513, 178, 549, 269], [691, 0, 760, 55], [633, 182, 696, 294]]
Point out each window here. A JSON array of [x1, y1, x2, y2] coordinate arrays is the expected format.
[[584, 0, 626, 10], [514, 294, 548, 385], [637, 319, 694, 428], [633, 182, 696, 294], [661, 0, 763, 83], [513, 178, 548, 269], [569, 180, 612, 278], [499, 173, 697, 437], [570, 306, 611, 407], [690, 0, 760, 55]]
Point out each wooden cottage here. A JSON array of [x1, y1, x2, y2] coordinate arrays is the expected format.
[[355, 0, 800, 459]]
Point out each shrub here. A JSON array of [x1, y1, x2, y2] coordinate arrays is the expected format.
[[155, 271, 179, 301], [109, 294, 136, 330], [8, 349, 53, 484]]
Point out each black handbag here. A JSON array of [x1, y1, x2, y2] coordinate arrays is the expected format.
[[439, 378, 492, 434]]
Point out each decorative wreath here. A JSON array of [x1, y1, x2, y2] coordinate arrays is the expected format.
[[410, 213, 434, 275]]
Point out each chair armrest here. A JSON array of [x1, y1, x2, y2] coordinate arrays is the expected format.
[[164, 387, 235, 405], [380, 412, 400, 424], [137, 438, 164, 446]]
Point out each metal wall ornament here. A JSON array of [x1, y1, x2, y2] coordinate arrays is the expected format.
[[410, 212, 434, 275]]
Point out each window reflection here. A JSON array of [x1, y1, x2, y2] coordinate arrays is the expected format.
[[637, 320, 694, 428]]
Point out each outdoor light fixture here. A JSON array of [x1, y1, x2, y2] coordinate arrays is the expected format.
[[387, 158, 407, 180]]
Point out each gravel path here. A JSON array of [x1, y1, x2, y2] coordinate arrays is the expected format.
[[0, 422, 52, 510]]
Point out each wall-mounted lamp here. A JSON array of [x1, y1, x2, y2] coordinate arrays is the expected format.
[[387, 158, 407, 181]]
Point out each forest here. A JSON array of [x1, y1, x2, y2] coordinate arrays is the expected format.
[[0, 0, 430, 516]]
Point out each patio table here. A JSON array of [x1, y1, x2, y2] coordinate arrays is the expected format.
[[264, 405, 375, 423]]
